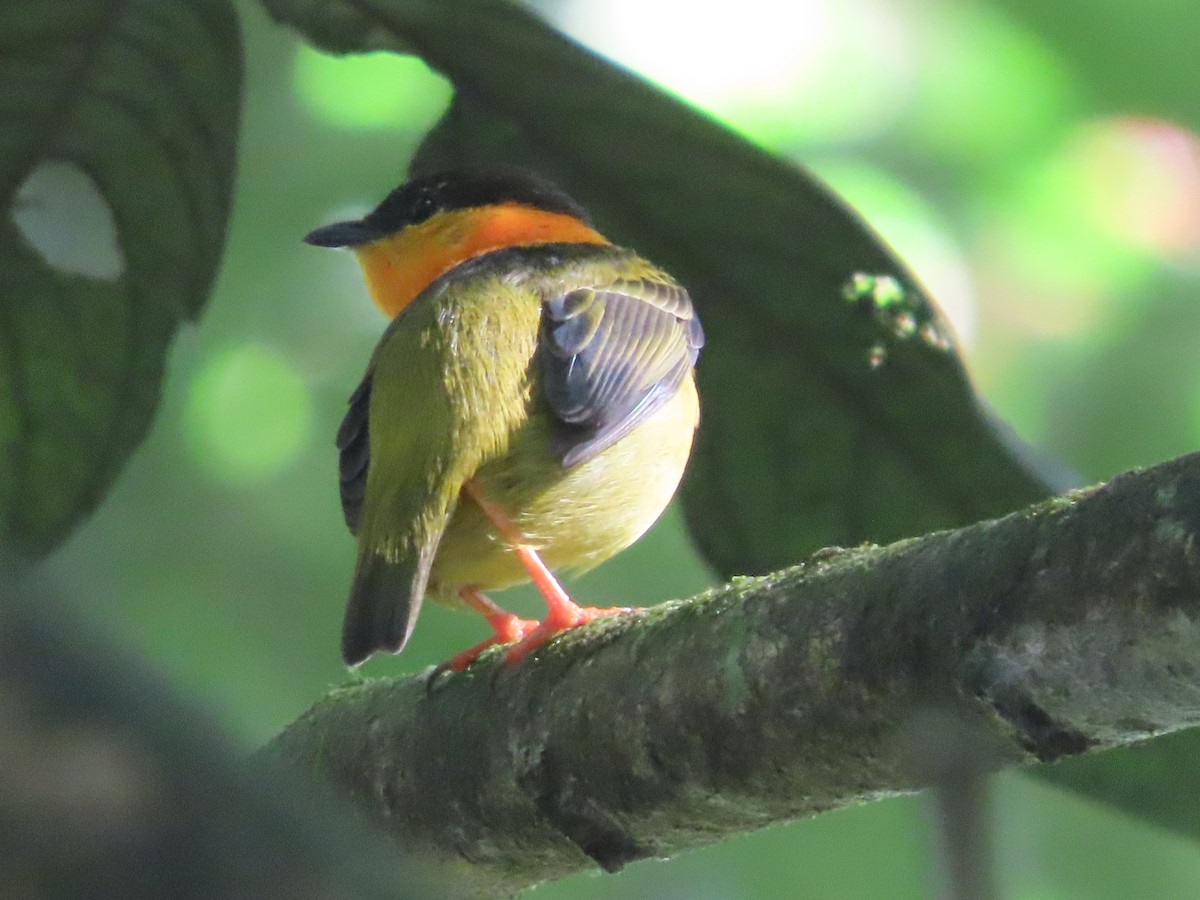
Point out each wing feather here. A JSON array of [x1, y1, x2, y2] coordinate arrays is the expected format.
[[540, 278, 703, 467], [336, 375, 372, 534]]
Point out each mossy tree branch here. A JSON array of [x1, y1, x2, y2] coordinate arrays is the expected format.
[[265, 451, 1200, 898]]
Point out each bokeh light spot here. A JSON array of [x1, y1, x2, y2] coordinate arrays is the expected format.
[[974, 118, 1200, 352], [293, 46, 452, 131], [974, 118, 1193, 337], [186, 344, 313, 484], [1075, 117, 1200, 260], [557, 0, 914, 146]]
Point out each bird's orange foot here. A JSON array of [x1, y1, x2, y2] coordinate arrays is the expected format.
[[439, 611, 540, 674], [503, 602, 637, 664]]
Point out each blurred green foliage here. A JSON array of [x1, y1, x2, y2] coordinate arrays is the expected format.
[[13, 0, 1200, 897]]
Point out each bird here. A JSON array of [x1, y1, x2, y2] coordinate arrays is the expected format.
[[305, 167, 703, 670]]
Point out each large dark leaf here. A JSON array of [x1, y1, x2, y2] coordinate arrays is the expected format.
[[0, 0, 241, 557], [263, 0, 1062, 580]]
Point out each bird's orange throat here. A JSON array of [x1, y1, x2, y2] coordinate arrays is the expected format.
[[353, 204, 609, 318]]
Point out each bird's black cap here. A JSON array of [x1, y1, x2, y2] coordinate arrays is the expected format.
[[304, 167, 591, 248]]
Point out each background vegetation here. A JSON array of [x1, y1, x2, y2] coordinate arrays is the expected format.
[[9, 0, 1200, 896]]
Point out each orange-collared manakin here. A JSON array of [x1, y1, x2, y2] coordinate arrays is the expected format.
[[305, 168, 703, 669]]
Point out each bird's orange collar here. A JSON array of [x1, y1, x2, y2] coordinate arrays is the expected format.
[[353, 204, 608, 318]]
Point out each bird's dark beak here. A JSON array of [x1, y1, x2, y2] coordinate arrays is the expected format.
[[303, 220, 380, 248]]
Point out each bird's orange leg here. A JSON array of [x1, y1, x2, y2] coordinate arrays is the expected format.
[[438, 586, 539, 673], [461, 479, 634, 664]]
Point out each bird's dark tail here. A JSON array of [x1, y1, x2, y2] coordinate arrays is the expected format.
[[341, 546, 432, 666]]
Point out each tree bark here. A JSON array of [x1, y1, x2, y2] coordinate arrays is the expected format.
[[264, 451, 1200, 898]]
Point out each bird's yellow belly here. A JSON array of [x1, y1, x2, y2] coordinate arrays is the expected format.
[[427, 375, 699, 603]]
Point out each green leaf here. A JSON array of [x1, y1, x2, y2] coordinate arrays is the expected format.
[[0, 0, 242, 557], [263, 0, 1063, 579]]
